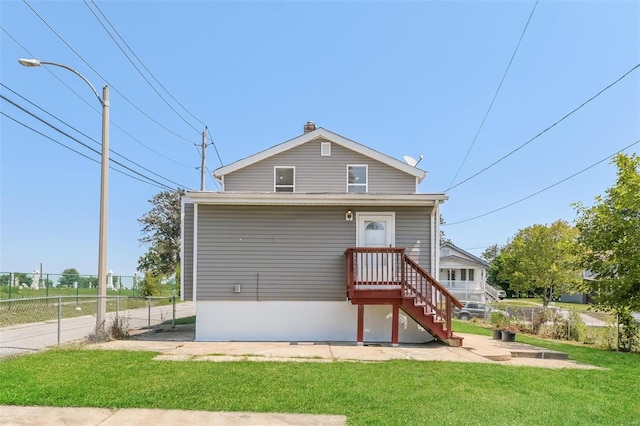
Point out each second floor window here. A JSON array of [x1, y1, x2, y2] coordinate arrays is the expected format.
[[348, 165, 367, 193], [274, 167, 294, 192]]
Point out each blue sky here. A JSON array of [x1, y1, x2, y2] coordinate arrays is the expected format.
[[1, 1, 639, 277]]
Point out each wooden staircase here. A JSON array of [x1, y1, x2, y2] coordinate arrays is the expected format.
[[345, 247, 464, 347]]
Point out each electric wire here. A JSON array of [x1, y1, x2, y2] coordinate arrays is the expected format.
[[22, 0, 198, 145], [448, 0, 539, 189], [87, 0, 208, 129], [1, 26, 194, 169], [82, 0, 201, 134], [0, 94, 183, 191], [446, 62, 640, 192], [86, 0, 225, 169], [444, 137, 640, 226], [1, 111, 171, 190], [1, 84, 191, 189]]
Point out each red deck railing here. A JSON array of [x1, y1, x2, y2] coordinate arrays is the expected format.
[[344, 247, 463, 338]]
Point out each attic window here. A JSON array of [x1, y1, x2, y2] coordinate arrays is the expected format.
[[321, 142, 331, 156], [347, 165, 367, 193], [274, 167, 294, 192]]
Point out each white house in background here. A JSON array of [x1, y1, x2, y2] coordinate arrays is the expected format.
[[439, 242, 498, 302], [180, 122, 463, 346]]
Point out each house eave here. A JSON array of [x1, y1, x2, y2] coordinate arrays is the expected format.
[[186, 191, 448, 206]]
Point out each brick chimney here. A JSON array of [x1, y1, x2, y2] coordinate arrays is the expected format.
[[303, 121, 316, 134]]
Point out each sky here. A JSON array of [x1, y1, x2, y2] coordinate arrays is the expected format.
[[1, 0, 639, 278]]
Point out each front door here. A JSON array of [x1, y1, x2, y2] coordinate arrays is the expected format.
[[356, 213, 395, 284]]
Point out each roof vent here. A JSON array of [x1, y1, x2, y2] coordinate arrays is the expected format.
[[303, 121, 316, 133]]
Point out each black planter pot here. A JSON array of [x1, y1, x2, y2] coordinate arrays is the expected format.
[[492, 329, 503, 340], [501, 330, 516, 342]]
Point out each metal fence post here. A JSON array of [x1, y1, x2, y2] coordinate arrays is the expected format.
[[8, 272, 12, 301], [147, 297, 151, 333], [172, 295, 176, 328], [57, 296, 62, 346]]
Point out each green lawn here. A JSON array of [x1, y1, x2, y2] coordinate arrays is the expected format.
[[1, 329, 638, 425]]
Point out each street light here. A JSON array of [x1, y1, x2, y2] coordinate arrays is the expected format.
[[19, 58, 110, 332]]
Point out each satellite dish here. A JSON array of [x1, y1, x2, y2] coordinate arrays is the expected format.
[[403, 154, 423, 167]]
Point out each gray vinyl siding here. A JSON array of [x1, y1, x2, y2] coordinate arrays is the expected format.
[[223, 138, 416, 193], [195, 205, 433, 301], [182, 202, 194, 301]]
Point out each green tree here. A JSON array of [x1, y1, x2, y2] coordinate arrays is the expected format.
[[481, 244, 501, 264], [574, 153, 640, 350], [58, 268, 80, 288], [498, 220, 583, 308], [137, 189, 185, 292]]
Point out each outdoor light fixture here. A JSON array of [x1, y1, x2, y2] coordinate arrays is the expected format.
[[19, 58, 110, 333], [346, 210, 354, 221]]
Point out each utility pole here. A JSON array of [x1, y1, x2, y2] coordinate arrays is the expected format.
[[201, 128, 207, 191]]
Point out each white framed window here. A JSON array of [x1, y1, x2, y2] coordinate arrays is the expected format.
[[321, 142, 331, 156], [347, 165, 367, 193], [274, 166, 295, 192], [460, 269, 467, 281]]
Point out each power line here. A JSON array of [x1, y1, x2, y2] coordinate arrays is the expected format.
[[206, 128, 224, 167], [444, 137, 640, 226], [1, 84, 192, 189], [1, 111, 171, 191], [83, 1, 225, 171], [446, 62, 640, 192], [82, 0, 202, 134], [1, 26, 195, 169], [22, 0, 198, 145], [87, 0, 208, 129], [448, 0, 539, 189], [1, 94, 183, 191]]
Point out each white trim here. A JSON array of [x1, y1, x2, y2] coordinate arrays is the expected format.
[[274, 166, 295, 192], [186, 191, 447, 206], [433, 201, 440, 275], [179, 196, 189, 301], [192, 203, 198, 302], [321, 141, 331, 156], [347, 164, 368, 193], [213, 127, 426, 182]]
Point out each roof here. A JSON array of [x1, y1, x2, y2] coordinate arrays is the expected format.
[[213, 127, 427, 183], [185, 192, 447, 206], [440, 242, 490, 269]]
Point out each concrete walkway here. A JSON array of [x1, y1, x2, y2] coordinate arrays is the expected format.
[[0, 406, 346, 426], [86, 323, 601, 370]]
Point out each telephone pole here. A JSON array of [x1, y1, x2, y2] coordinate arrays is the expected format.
[[201, 128, 207, 191]]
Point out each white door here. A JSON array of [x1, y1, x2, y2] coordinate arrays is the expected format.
[[356, 213, 395, 285]]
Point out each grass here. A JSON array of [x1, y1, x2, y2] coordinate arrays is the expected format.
[[1, 329, 639, 425]]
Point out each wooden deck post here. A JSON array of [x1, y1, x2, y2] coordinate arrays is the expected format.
[[391, 304, 399, 346], [357, 304, 364, 345]]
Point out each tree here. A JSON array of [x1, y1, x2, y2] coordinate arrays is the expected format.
[[137, 189, 185, 289], [574, 154, 640, 350], [439, 215, 451, 245], [497, 220, 583, 308], [481, 244, 501, 264], [58, 268, 80, 288]]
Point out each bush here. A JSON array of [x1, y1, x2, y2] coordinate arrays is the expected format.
[[140, 274, 160, 296]]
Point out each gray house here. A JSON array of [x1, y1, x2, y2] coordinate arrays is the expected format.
[[181, 123, 462, 346]]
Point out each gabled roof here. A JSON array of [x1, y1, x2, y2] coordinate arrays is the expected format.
[[440, 242, 490, 269], [213, 127, 427, 182]]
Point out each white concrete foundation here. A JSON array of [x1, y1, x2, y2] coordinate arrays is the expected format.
[[195, 301, 434, 343]]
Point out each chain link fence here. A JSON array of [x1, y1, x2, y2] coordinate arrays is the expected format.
[[0, 272, 177, 300], [0, 295, 190, 360]]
